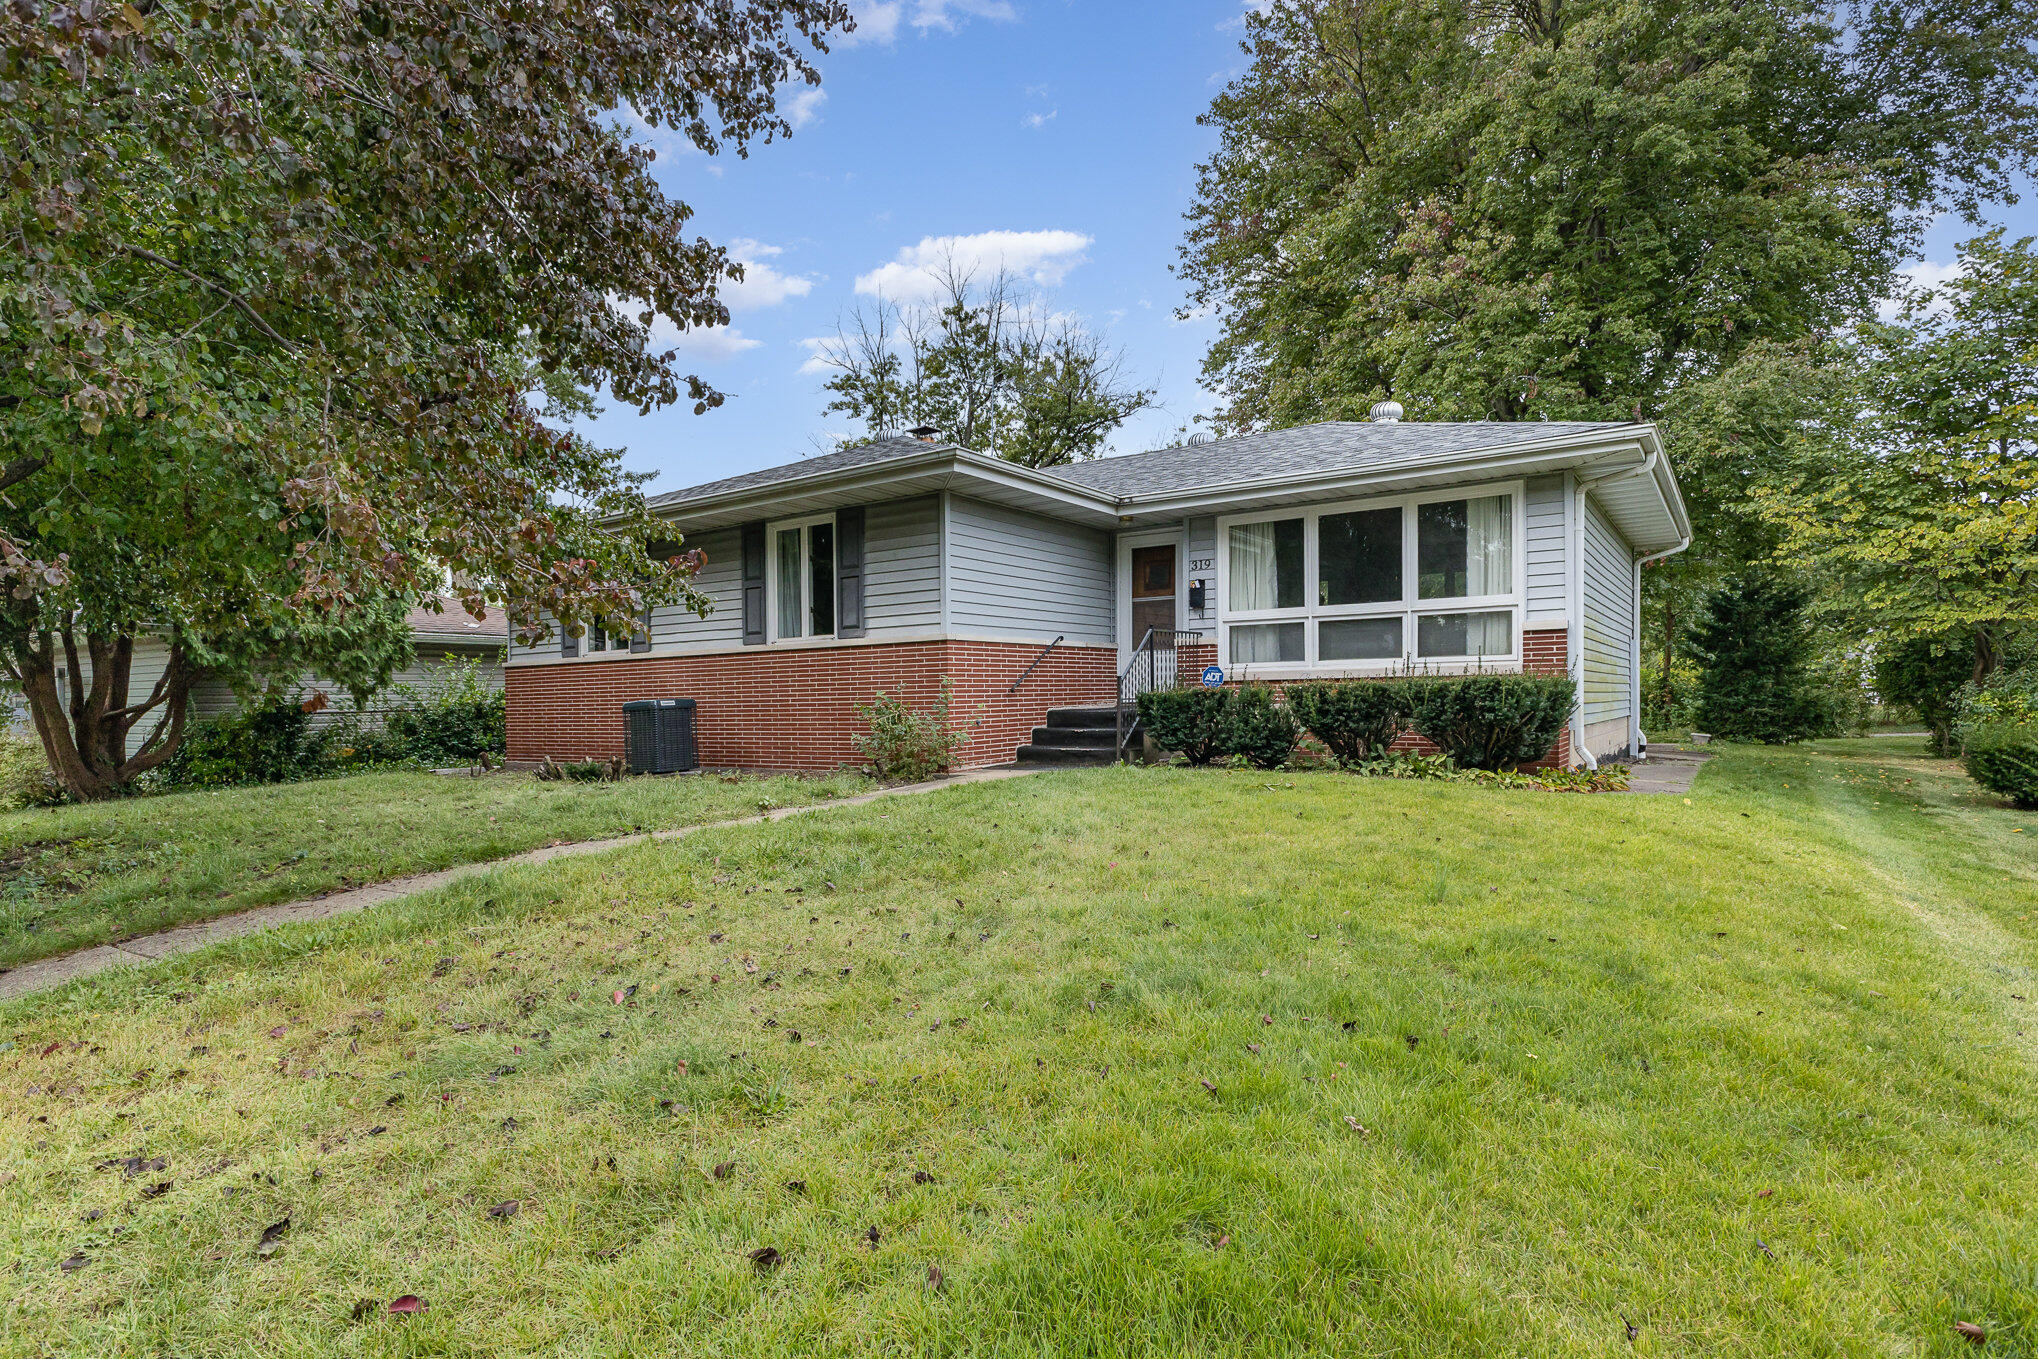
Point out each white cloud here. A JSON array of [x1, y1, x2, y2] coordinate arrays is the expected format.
[[785, 86, 828, 129], [1879, 258, 1964, 321], [842, 0, 1013, 45], [797, 336, 835, 376], [855, 229, 1093, 302], [1023, 109, 1057, 129], [655, 323, 763, 362], [723, 239, 816, 311]]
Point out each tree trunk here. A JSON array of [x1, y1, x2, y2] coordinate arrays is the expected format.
[[5, 620, 194, 800], [1972, 628, 2000, 688]]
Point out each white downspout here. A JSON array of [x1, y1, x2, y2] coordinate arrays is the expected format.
[[1630, 553, 1645, 761]]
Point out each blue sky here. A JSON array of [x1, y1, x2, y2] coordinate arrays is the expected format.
[[588, 0, 2034, 500]]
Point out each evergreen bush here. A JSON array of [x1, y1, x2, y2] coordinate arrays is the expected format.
[[1286, 680, 1408, 764], [1405, 674, 1575, 770], [1689, 573, 1832, 743], [1135, 687, 1233, 766], [1224, 685, 1301, 769], [153, 699, 321, 790], [1961, 726, 2038, 808]]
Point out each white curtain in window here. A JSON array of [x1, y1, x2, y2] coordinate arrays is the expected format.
[[1465, 496, 1512, 596], [1229, 522, 1279, 611], [775, 528, 803, 639], [1465, 610, 1510, 655]]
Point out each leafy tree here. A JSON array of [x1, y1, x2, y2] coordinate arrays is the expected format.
[[1874, 633, 1980, 755], [1688, 573, 1830, 743], [817, 265, 1153, 465], [0, 0, 848, 797], [1181, 0, 2035, 433], [1180, 0, 2038, 691], [1762, 232, 2038, 689]]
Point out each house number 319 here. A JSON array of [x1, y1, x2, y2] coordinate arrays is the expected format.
[[1187, 556, 1213, 572]]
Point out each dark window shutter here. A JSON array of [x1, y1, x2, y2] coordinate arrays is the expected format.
[[740, 521, 767, 645], [836, 506, 866, 638], [561, 620, 579, 658], [631, 602, 652, 653]]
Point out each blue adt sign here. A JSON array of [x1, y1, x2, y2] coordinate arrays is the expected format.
[[1201, 665, 1225, 688]]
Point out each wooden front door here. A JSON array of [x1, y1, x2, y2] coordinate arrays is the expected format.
[[1130, 544, 1177, 647]]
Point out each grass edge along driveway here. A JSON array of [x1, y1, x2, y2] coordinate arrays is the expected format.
[[3, 738, 2037, 1356]]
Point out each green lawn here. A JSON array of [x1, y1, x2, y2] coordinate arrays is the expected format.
[[0, 768, 869, 969], [2, 738, 2036, 1356]]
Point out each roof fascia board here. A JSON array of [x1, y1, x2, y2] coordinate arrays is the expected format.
[[1113, 432, 1658, 518], [650, 446, 1119, 529]]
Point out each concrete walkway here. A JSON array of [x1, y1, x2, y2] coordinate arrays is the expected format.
[[1624, 745, 1712, 794], [0, 768, 1036, 1003]]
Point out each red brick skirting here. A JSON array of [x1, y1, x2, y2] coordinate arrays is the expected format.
[[506, 639, 1118, 773]]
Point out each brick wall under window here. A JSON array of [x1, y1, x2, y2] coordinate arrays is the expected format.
[[506, 639, 1118, 773]]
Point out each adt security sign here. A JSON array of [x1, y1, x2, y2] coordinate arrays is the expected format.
[[1201, 665, 1225, 688]]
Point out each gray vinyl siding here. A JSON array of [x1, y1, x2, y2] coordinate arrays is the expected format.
[[946, 496, 1115, 646], [505, 525, 742, 661], [1185, 516, 1217, 632], [57, 635, 503, 754], [865, 497, 942, 635], [1580, 495, 1634, 728], [1524, 474, 1568, 623]]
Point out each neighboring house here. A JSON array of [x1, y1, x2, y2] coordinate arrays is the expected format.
[[19, 598, 508, 755], [505, 413, 1689, 772]]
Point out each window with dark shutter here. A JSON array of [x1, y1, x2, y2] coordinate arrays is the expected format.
[[561, 621, 580, 658], [836, 505, 866, 638], [740, 521, 767, 645]]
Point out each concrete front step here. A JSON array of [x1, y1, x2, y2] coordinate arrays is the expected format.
[[1014, 743, 1118, 766], [1029, 724, 1117, 748], [1042, 706, 1125, 729]]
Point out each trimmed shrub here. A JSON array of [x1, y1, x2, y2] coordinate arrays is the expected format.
[[1135, 687, 1232, 766], [1286, 681, 1408, 764], [1406, 674, 1575, 770], [854, 681, 967, 781], [1689, 572, 1831, 743], [1962, 725, 2038, 808], [1225, 685, 1300, 769], [1956, 665, 2038, 741]]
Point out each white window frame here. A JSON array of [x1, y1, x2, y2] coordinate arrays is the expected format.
[[1214, 480, 1527, 678], [765, 512, 837, 643]]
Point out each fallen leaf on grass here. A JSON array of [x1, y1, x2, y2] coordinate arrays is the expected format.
[[268, 1026, 287, 1039], [1214, 1234, 1230, 1248], [1756, 1189, 1774, 1199], [1755, 1239, 1776, 1260], [784, 1180, 806, 1195], [1954, 1321, 1987, 1345], [1199, 1079, 1217, 1094], [487, 1200, 520, 1220], [712, 1161, 736, 1180], [1343, 1116, 1368, 1136], [388, 1295, 428, 1315], [864, 1225, 881, 1249], [59, 1253, 88, 1272], [749, 1246, 781, 1273], [256, 1217, 290, 1257], [927, 1264, 945, 1291], [139, 1180, 172, 1200], [611, 985, 637, 1005], [913, 1170, 936, 1185], [1622, 1315, 1640, 1344], [349, 1298, 377, 1322]]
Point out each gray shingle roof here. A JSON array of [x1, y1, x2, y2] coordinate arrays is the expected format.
[[645, 433, 950, 510], [1047, 421, 1638, 499], [643, 421, 1641, 513]]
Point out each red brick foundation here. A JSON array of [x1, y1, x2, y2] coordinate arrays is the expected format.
[[506, 638, 1117, 773]]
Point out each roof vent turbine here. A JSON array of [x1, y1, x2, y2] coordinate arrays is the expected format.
[[1368, 400, 1404, 424], [905, 424, 941, 442]]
